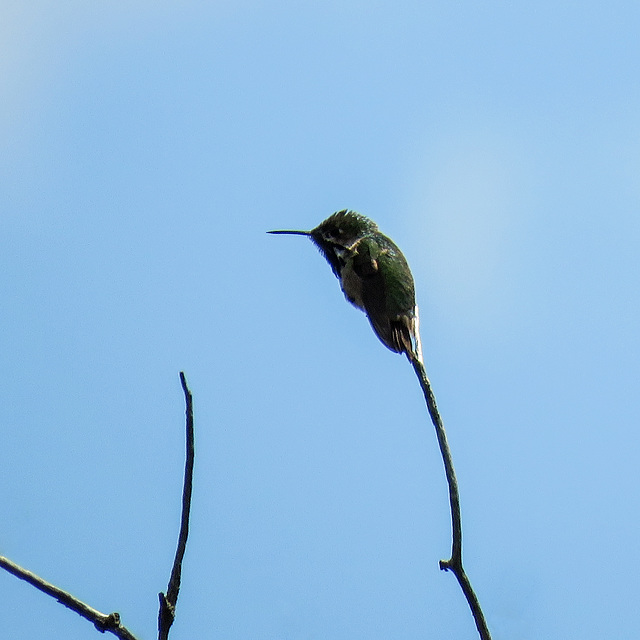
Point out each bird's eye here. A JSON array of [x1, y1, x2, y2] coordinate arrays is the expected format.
[[322, 227, 343, 242]]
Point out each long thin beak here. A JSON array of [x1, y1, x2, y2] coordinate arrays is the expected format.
[[267, 229, 310, 236]]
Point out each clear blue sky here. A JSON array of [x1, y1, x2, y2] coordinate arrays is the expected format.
[[1, 2, 639, 639]]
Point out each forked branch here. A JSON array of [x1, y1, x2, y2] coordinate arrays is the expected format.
[[407, 353, 491, 640], [0, 372, 195, 640]]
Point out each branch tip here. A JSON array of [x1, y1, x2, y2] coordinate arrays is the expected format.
[[158, 371, 195, 640]]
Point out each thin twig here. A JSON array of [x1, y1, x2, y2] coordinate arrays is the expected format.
[[0, 555, 139, 640], [158, 371, 195, 640], [407, 353, 491, 640]]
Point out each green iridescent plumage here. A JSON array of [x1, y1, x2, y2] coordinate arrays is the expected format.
[[269, 210, 422, 361]]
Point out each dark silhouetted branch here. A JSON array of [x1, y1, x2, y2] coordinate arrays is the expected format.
[[1, 372, 196, 639], [158, 371, 195, 640], [407, 353, 491, 640], [0, 555, 139, 640]]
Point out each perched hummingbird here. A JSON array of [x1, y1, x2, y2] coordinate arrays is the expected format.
[[269, 209, 423, 363]]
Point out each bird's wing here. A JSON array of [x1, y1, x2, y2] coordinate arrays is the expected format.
[[351, 237, 413, 355]]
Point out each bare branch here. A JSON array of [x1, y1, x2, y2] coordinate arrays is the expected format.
[[0, 555, 139, 640], [407, 353, 492, 640], [158, 371, 195, 640], [1, 372, 195, 639]]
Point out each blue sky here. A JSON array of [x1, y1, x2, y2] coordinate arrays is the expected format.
[[1, 2, 639, 639]]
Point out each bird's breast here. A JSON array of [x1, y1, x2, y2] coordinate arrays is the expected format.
[[339, 262, 366, 311]]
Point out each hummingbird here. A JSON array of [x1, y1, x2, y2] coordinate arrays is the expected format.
[[269, 209, 423, 363]]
